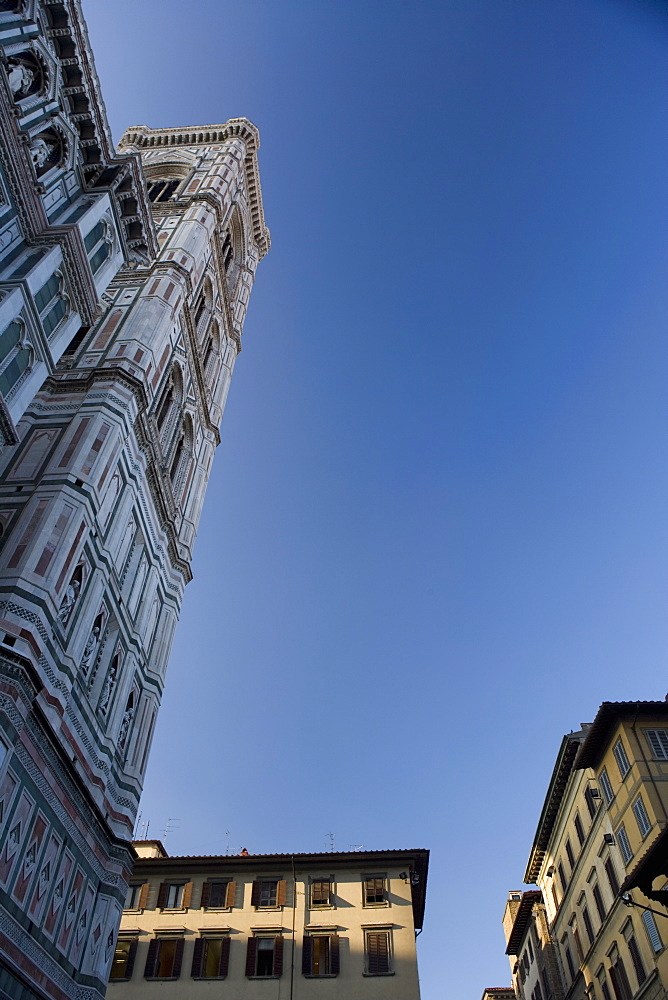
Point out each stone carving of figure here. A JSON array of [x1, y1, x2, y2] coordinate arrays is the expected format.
[[29, 136, 53, 169], [81, 626, 100, 674], [8, 62, 34, 97], [98, 655, 118, 716], [57, 578, 80, 626], [118, 704, 134, 750]]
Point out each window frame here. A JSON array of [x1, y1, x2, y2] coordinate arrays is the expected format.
[[616, 824, 633, 864], [309, 878, 334, 908], [613, 739, 631, 780], [632, 796, 651, 839], [363, 927, 393, 976], [144, 936, 184, 980], [599, 768, 614, 805], [245, 934, 284, 978], [302, 933, 340, 977], [644, 728, 668, 760], [191, 934, 231, 980], [109, 937, 138, 981], [362, 874, 388, 907]]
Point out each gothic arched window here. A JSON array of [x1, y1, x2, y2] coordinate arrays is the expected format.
[[203, 321, 221, 384], [0, 319, 33, 399], [221, 211, 244, 297], [35, 271, 68, 338], [84, 217, 113, 274], [154, 364, 183, 452], [170, 414, 193, 499]]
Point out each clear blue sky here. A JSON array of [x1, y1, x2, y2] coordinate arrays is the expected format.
[[84, 1, 668, 994]]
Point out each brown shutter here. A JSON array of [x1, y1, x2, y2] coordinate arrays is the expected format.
[[301, 935, 312, 975], [172, 937, 184, 978], [144, 938, 160, 978], [273, 935, 284, 977], [191, 937, 204, 977], [225, 880, 236, 908], [182, 881, 193, 909], [250, 880, 261, 907], [367, 932, 389, 974], [138, 882, 150, 909], [330, 934, 340, 975], [218, 935, 231, 977], [200, 880, 210, 908], [125, 939, 138, 979], [245, 937, 258, 977], [156, 882, 169, 909], [277, 879, 287, 907]]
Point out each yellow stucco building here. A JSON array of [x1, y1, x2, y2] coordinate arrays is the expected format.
[[504, 699, 668, 1000], [108, 841, 428, 999]]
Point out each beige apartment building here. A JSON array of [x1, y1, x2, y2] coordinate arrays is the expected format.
[[108, 842, 429, 999], [503, 700, 668, 1000]]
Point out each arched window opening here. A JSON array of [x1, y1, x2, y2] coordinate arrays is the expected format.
[[169, 435, 184, 483], [147, 179, 180, 203], [222, 232, 234, 273], [155, 384, 173, 431], [203, 321, 221, 383]]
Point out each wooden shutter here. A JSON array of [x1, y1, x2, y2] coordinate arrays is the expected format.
[[273, 935, 284, 976], [627, 937, 646, 986], [225, 880, 236, 908], [191, 937, 204, 977], [144, 938, 160, 978], [245, 937, 258, 977], [301, 935, 312, 975], [200, 880, 210, 908], [218, 935, 231, 977], [277, 879, 287, 906], [330, 934, 340, 975], [125, 940, 138, 979], [156, 882, 169, 909], [367, 932, 389, 974], [138, 882, 150, 909], [250, 880, 261, 907], [172, 937, 184, 978], [182, 881, 193, 909]]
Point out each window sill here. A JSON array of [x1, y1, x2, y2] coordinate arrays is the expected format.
[[363, 971, 395, 977], [247, 976, 280, 980], [363, 902, 389, 908], [145, 977, 180, 982], [304, 974, 338, 979], [193, 976, 228, 981], [204, 907, 233, 912]]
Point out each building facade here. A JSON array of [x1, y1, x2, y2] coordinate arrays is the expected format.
[[0, 2, 269, 998], [108, 843, 429, 1000], [506, 701, 668, 1000]]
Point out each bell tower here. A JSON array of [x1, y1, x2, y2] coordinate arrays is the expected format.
[[0, 119, 268, 998]]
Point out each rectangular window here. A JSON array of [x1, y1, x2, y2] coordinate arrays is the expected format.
[[641, 909, 663, 953], [632, 796, 651, 838], [245, 936, 284, 978], [617, 825, 633, 864], [191, 936, 230, 979], [144, 937, 184, 979], [609, 955, 633, 1000], [585, 786, 598, 819], [310, 879, 332, 907], [613, 740, 631, 780], [645, 728, 668, 760], [365, 929, 391, 975], [250, 878, 287, 908], [302, 934, 340, 976], [626, 934, 646, 986], [166, 883, 184, 908], [597, 967, 612, 1000], [593, 882, 606, 922], [574, 812, 585, 847], [564, 943, 576, 980], [582, 906, 594, 946], [604, 858, 620, 897], [558, 862, 567, 893], [363, 876, 386, 906], [206, 880, 235, 908], [125, 884, 142, 909], [566, 839, 576, 869], [109, 939, 137, 980], [599, 768, 614, 805]]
